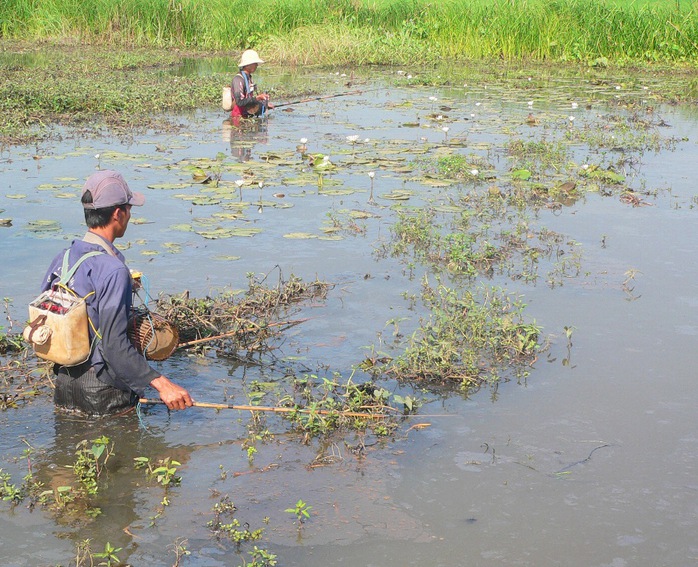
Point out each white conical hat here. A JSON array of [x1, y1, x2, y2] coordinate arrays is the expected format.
[[238, 49, 265, 68]]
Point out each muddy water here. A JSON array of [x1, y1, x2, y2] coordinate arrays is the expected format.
[[1, 69, 698, 566]]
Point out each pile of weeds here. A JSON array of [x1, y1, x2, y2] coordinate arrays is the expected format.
[[156, 273, 332, 355]]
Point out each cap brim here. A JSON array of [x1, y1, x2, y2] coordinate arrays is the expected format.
[[129, 191, 146, 206]]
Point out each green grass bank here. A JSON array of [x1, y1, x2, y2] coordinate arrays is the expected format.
[[1, 0, 698, 65]]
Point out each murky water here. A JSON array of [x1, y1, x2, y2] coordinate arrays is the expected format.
[[2, 67, 698, 566]]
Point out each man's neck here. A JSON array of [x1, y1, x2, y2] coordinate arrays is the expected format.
[[88, 227, 115, 243]]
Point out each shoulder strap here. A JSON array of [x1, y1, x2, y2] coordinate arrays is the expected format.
[[83, 231, 118, 258], [59, 250, 104, 286]]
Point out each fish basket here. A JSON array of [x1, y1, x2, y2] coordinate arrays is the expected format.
[[128, 308, 179, 361]]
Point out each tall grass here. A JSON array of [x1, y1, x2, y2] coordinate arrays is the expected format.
[[1, 0, 697, 64]]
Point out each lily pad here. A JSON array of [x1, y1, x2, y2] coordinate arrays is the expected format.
[[381, 190, 413, 201], [213, 255, 242, 261], [26, 220, 61, 233], [170, 224, 195, 232], [147, 182, 192, 190], [511, 169, 532, 180], [191, 197, 221, 206], [283, 232, 318, 239], [319, 188, 357, 196]]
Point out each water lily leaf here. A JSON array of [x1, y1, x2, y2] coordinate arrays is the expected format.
[[0, 219, 13, 226], [281, 176, 317, 186], [130, 217, 151, 225], [191, 196, 221, 206], [422, 179, 454, 187], [163, 243, 182, 253], [319, 188, 357, 196], [56, 193, 77, 199], [432, 205, 463, 213], [170, 224, 194, 232], [26, 220, 61, 233], [6, 194, 26, 199], [349, 210, 380, 219], [381, 190, 413, 200], [148, 182, 192, 190], [213, 255, 242, 261], [511, 169, 532, 180], [196, 228, 236, 239], [212, 212, 242, 220], [228, 227, 262, 237], [141, 250, 160, 256], [319, 234, 344, 241], [283, 232, 318, 239]]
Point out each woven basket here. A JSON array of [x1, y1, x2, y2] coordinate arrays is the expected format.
[[128, 309, 179, 361]]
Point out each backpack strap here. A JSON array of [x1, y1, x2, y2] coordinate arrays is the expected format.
[[59, 250, 104, 286], [82, 231, 119, 258]]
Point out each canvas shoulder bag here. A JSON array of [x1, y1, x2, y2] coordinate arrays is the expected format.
[[24, 249, 103, 366]]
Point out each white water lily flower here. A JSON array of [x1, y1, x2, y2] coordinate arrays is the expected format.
[[527, 101, 533, 106], [368, 171, 375, 179], [235, 179, 244, 187], [470, 113, 475, 118], [94, 154, 100, 159], [299, 138, 308, 144], [258, 181, 264, 188], [571, 102, 578, 109], [569, 116, 575, 122], [470, 169, 479, 176], [436, 115, 443, 120], [582, 164, 589, 170], [475, 102, 481, 107], [442, 126, 450, 133], [364, 138, 370, 143], [615, 85, 621, 90], [429, 96, 437, 102], [346, 135, 359, 143], [397, 70, 405, 75], [407, 74, 413, 79]]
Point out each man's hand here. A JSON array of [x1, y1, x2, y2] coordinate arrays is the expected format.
[[150, 375, 194, 410]]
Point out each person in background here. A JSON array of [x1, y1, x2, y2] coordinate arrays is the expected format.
[[231, 49, 273, 120], [40, 170, 194, 416]]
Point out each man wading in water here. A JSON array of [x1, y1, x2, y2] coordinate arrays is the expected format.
[[40, 170, 194, 416]]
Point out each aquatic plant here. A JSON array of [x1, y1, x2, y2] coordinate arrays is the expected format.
[[285, 498, 312, 532], [377, 279, 541, 390]]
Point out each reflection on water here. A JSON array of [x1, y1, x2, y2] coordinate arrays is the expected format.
[[2, 68, 698, 566], [222, 118, 269, 162]]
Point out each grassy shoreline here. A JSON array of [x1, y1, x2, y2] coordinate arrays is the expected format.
[[1, 0, 698, 65]]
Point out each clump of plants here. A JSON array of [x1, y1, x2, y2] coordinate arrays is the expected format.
[[208, 495, 265, 547], [277, 374, 404, 442], [156, 272, 332, 354], [373, 278, 540, 391]]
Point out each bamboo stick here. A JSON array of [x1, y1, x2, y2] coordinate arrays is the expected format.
[[138, 398, 389, 419], [176, 318, 309, 349]]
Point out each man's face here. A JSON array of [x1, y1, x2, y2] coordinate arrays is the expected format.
[[115, 204, 132, 238]]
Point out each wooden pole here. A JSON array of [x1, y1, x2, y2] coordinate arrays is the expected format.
[[138, 398, 390, 419]]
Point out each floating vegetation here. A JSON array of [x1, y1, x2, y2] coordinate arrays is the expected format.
[[25, 219, 61, 234], [156, 273, 332, 354], [370, 280, 540, 391]]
